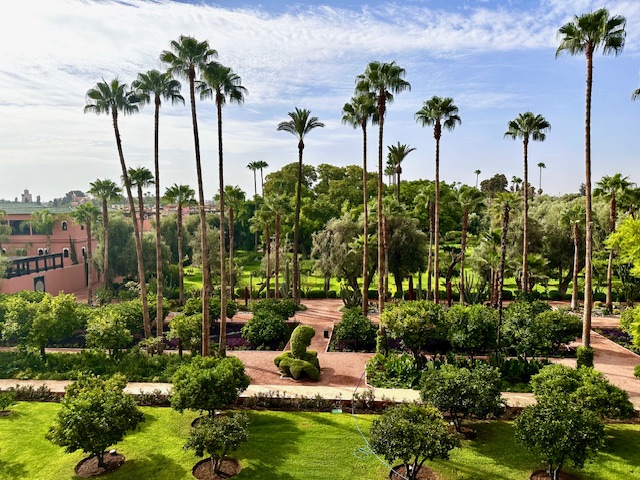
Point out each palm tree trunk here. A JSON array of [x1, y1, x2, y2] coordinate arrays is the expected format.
[[216, 96, 228, 357], [154, 97, 164, 338], [260, 168, 265, 196], [433, 129, 441, 304], [253, 170, 257, 198], [102, 199, 110, 288], [522, 139, 529, 294], [377, 98, 385, 314], [293, 142, 304, 305], [459, 211, 468, 304], [265, 224, 271, 298], [87, 221, 93, 306], [275, 213, 281, 299], [384, 215, 390, 301], [229, 207, 235, 301], [177, 205, 185, 306], [583, 47, 594, 348], [497, 203, 511, 346], [572, 223, 580, 311], [137, 186, 145, 236], [362, 122, 369, 318], [426, 203, 434, 301], [188, 71, 211, 356], [111, 108, 151, 339], [606, 196, 616, 312]]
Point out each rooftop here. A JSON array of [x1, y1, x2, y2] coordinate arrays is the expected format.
[[0, 202, 75, 215]]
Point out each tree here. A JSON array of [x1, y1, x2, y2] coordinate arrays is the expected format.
[[369, 403, 459, 480], [25, 209, 57, 252], [171, 356, 250, 417], [47, 375, 143, 469], [71, 203, 100, 306], [224, 185, 246, 301], [608, 216, 640, 277], [457, 186, 484, 304], [265, 193, 291, 298], [474, 169, 481, 188], [85, 308, 132, 357], [256, 160, 268, 195], [480, 173, 508, 197], [277, 107, 324, 305], [342, 92, 377, 317], [132, 68, 184, 336], [88, 179, 122, 287], [415, 96, 461, 303], [356, 61, 410, 313], [537, 162, 546, 193], [84, 78, 151, 339], [185, 412, 249, 475], [164, 184, 195, 305], [126, 166, 154, 240], [445, 304, 498, 357], [161, 35, 218, 355], [250, 203, 274, 297], [246, 161, 261, 198], [167, 313, 201, 356], [27, 293, 84, 359], [387, 142, 416, 201], [560, 204, 586, 310], [415, 184, 436, 300], [595, 173, 632, 312], [556, 8, 626, 347]]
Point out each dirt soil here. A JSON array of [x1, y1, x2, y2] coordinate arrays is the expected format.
[[75, 452, 125, 478], [390, 464, 438, 479], [192, 458, 241, 480]]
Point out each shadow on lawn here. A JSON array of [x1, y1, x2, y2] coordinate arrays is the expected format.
[[0, 458, 28, 480], [113, 453, 188, 480]]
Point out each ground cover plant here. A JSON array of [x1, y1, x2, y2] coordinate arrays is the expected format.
[[3, 403, 640, 479]]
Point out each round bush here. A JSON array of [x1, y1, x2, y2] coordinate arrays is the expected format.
[[332, 308, 377, 351], [241, 311, 289, 348]]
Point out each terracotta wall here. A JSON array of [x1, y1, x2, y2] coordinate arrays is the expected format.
[[0, 263, 95, 296]]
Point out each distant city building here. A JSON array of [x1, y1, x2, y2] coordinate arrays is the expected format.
[[21, 189, 33, 203]]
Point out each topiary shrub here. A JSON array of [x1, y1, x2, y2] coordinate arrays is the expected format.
[[241, 311, 289, 349], [576, 346, 594, 368], [331, 308, 377, 352], [274, 324, 320, 381]]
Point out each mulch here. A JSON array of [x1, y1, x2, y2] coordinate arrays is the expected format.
[[390, 465, 438, 479], [193, 458, 241, 480], [75, 452, 125, 478], [530, 469, 581, 480]]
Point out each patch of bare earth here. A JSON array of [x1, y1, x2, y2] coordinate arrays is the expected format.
[[390, 465, 438, 479], [192, 458, 241, 479], [74, 452, 125, 478], [530, 469, 580, 480]]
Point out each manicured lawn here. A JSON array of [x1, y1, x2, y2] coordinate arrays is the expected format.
[[2, 403, 640, 480]]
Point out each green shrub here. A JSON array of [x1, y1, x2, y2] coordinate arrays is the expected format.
[[365, 353, 420, 389], [274, 324, 320, 380], [331, 308, 376, 351], [620, 306, 640, 336], [340, 285, 362, 308], [0, 390, 16, 412], [548, 290, 563, 301], [241, 311, 289, 348], [183, 296, 237, 322], [250, 298, 297, 320], [537, 309, 582, 352], [635, 364, 640, 379], [445, 304, 498, 356], [85, 309, 132, 357], [167, 313, 202, 356], [576, 346, 594, 368], [304, 290, 328, 299], [502, 300, 554, 358]]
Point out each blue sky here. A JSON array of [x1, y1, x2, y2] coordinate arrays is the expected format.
[[1, 0, 639, 202]]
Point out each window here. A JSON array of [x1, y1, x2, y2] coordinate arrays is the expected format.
[[81, 247, 86, 257], [63, 248, 69, 258], [61, 221, 68, 231], [9, 220, 27, 235], [80, 224, 84, 230]]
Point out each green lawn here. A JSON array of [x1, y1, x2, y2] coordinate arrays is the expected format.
[[2, 403, 640, 480]]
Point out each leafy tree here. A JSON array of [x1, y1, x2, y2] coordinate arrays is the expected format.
[[28, 293, 84, 359], [457, 186, 484, 303], [504, 111, 551, 293], [608, 217, 640, 277], [171, 356, 250, 417], [369, 403, 459, 480], [277, 108, 325, 305], [265, 193, 292, 298], [85, 308, 132, 357], [161, 35, 218, 355], [416, 96, 461, 302], [387, 215, 428, 294], [332, 308, 377, 351], [556, 7, 626, 347], [420, 363, 504, 433], [24, 209, 57, 252], [445, 304, 498, 357], [167, 313, 202, 356], [502, 300, 552, 359], [480, 173, 508, 197], [47, 375, 143, 468], [88, 178, 122, 287], [185, 412, 249, 475]]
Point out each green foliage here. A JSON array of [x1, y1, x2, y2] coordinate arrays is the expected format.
[[0, 390, 16, 412], [171, 356, 250, 416], [105, 299, 157, 336], [250, 298, 297, 320], [183, 296, 238, 322], [365, 353, 421, 388], [369, 403, 460, 480], [445, 304, 498, 355], [502, 301, 554, 358], [576, 345, 594, 368], [531, 364, 634, 419], [167, 313, 202, 355], [620, 306, 639, 335], [514, 396, 605, 480], [537, 309, 582, 352], [85, 309, 132, 356], [274, 324, 320, 380], [184, 412, 249, 474], [420, 363, 504, 432], [46, 374, 143, 467], [331, 308, 377, 351], [241, 311, 289, 348], [290, 324, 315, 358], [339, 285, 362, 308]]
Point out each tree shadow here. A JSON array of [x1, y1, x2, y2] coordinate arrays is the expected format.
[[0, 458, 28, 480], [79, 453, 188, 479]]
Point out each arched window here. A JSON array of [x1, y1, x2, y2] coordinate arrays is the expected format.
[[61, 221, 68, 231], [63, 248, 69, 258], [81, 247, 86, 257]]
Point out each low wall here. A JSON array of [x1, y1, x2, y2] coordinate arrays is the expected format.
[[0, 263, 89, 295]]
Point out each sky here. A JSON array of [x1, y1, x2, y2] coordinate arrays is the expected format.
[[1, 0, 640, 203]]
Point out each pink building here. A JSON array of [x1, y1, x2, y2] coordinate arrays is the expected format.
[[0, 201, 99, 295]]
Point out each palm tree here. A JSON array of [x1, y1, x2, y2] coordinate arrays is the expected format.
[[256, 160, 269, 195], [504, 112, 551, 294], [132, 69, 184, 337], [199, 61, 247, 356], [164, 184, 195, 306], [161, 35, 218, 355], [126, 167, 154, 235], [250, 204, 274, 298], [246, 161, 261, 198], [511, 176, 523, 193], [224, 185, 246, 301], [557, 8, 626, 348], [26, 209, 57, 252], [88, 179, 121, 288], [265, 193, 291, 298], [560, 204, 586, 311], [595, 174, 632, 312], [71, 203, 100, 306], [342, 92, 377, 316], [84, 78, 151, 339], [277, 107, 324, 305], [387, 142, 416, 201], [537, 162, 546, 193], [415, 96, 461, 304], [356, 61, 410, 313], [457, 186, 484, 304], [474, 169, 481, 188], [415, 184, 436, 301]]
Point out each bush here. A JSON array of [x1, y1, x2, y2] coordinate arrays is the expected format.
[[576, 346, 594, 368], [0, 390, 16, 412], [502, 300, 554, 358], [445, 304, 498, 356], [365, 353, 420, 389], [370, 403, 459, 480], [331, 308, 377, 352], [250, 298, 297, 320], [419, 363, 504, 432], [537, 309, 582, 353], [85, 309, 133, 356], [274, 324, 320, 380], [183, 296, 237, 322], [548, 290, 563, 301], [620, 306, 640, 337], [167, 313, 202, 356], [241, 311, 289, 349]]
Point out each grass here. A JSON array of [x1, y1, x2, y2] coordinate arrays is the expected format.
[[2, 403, 640, 480]]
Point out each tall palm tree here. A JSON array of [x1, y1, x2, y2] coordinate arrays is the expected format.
[[557, 8, 626, 348], [265, 193, 291, 299], [71, 203, 100, 306], [415, 96, 461, 304], [161, 35, 218, 355], [537, 162, 546, 193], [474, 169, 481, 188], [224, 185, 246, 301], [132, 69, 184, 337], [164, 184, 195, 306], [126, 167, 154, 235], [84, 78, 151, 339], [457, 186, 484, 304], [342, 92, 377, 316], [277, 107, 324, 305], [88, 179, 121, 288], [250, 204, 274, 298], [415, 184, 436, 301], [256, 160, 269, 195], [560, 204, 586, 311], [504, 111, 551, 294], [199, 61, 247, 357], [511, 176, 523, 193], [356, 61, 410, 313], [387, 142, 416, 201], [246, 161, 261, 198], [595, 173, 632, 312]]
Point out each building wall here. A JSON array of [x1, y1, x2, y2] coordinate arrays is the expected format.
[[0, 263, 97, 295]]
